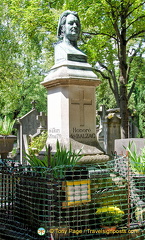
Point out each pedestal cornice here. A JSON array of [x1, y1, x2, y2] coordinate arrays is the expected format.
[[41, 60, 100, 89]]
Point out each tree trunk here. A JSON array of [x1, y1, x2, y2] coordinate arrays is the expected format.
[[120, 83, 129, 138], [119, 3, 129, 138]]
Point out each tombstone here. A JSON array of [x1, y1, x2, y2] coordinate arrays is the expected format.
[[129, 115, 139, 138], [97, 106, 142, 155], [97, 106, 121, 155], [32, 112, 47, 138], [107, 110, 121, 155], [115, 138, 145, 156], [17, 102, 47, 164], [41, 10, 109, 163]]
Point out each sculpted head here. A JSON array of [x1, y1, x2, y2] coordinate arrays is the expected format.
[[57, 10, 81, 47]]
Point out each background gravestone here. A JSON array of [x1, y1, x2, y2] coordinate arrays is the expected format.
[[97, 107, 121, 155], [97, 105, 140, 155], [115, 138, 145, 156], [17, 104, 47, 164]]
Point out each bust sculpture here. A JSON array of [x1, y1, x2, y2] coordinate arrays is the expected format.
[[55, 10, 87, 64]]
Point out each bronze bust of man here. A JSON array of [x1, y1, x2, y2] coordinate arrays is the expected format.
[[55, 10, 87, 64]]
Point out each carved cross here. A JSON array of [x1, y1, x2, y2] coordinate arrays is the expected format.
[[31, 100, 37, 109], [37, 112, 46, 131], [71, 90, 92, 126]]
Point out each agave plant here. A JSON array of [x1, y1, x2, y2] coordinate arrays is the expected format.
[[0, 116, 15, 135], [125, 141, 145, 174], [26, 140, 83, 179]]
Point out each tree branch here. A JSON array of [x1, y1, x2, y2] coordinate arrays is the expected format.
[[82, 31, 117, 41], [98, 62, 112, 74], [126, 15, 145, 30], [126, 2, 145, 18], [126, 41, 143, 82], [94, 68, 110, 80], [94, 64, 115, 96], [111, 68, 120, 107], [113, 21, 122, 42], [127, 30, 145, 42], [107, 1, 122, 41], [128, 75, 137, 100]]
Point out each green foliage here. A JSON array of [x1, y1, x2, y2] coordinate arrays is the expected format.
[[65, 0, 145, 137], [96, 78, 117, 110], [96, 206, 124, 226], [0, 0, 52, 117], [0, 116, 15, 135], [125, 141, 145, 174], [0, 11, 24, 117], [50, 141, 82, 178], [28, 131, 48, 155], [26, 140, 83, 179], [134, 79, 145, 138], [26, 151, 48, 169], [0, 0, 145, 135]]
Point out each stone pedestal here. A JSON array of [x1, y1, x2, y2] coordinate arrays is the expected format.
[[41, 59, 106, 157]]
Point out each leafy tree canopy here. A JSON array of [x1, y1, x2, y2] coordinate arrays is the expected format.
[[64, 0, 145, 137], [0, 0, 144, 137]]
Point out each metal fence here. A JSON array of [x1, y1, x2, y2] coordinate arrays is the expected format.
[[0, 157, 145, 239]]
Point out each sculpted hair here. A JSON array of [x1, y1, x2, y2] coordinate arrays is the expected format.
[[57, 10, 81, 40]]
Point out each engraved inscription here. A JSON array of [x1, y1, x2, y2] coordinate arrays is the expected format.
[[48, 128, 61, 138], [70, 128, 96, 139]]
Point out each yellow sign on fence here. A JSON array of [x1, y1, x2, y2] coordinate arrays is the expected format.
[[62, 179, 91, 208]]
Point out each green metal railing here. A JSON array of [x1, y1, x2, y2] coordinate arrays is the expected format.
[[0, 157, 145, 239]]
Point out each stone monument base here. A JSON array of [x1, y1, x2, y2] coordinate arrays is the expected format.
[[40, 137, 110, 165], [46, 137, 104, 154], [78, 154, 110, 164]]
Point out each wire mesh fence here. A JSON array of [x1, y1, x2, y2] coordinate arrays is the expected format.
[[0, 156, 145, 239]]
